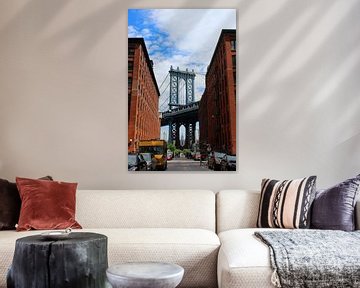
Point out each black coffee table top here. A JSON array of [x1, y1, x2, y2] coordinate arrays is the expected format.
[[17, 231, 106, 244]]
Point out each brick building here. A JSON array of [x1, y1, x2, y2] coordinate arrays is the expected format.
[[199, 29, 236, 155], [128, 38, 160, 152]]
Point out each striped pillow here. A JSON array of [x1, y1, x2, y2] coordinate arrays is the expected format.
[[257, 176, 317, 229]]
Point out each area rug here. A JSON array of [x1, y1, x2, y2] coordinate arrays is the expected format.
[[255, 230, 360, 288]]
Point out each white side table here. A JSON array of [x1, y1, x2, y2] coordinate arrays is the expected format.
[[106, 262, 184, 288]]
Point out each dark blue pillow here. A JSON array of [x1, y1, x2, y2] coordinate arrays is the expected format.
[[311, 174, 360, 231]]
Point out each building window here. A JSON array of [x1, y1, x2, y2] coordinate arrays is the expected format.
[[128, 93, 131, 121], [128, 77, 132, 88], [128, 48, 135, 55], [232, 55, 236, 69], [128, 61, 133, 71], [230, 40, 236, 51]]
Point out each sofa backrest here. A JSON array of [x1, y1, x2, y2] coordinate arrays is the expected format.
[[217, 190, 360, 233], [76, 190, 216, 231], [216, 190, 260, 233]]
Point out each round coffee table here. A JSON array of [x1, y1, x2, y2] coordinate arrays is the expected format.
[[106, 262, 184, 288]]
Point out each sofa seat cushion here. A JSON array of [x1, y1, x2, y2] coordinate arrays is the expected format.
[[218, 228, 281, 288], [0, 228, 219, 288]]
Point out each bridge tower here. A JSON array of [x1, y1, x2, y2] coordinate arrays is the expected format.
[[169, 66, 195, 107], [167, 66, 197, 149]]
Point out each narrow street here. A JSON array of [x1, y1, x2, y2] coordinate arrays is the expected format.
[[166, 159, 210, 171]]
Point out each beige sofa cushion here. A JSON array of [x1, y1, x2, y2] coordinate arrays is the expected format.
[[77, 190, 216, 231], [216, 190, 260, 233], [217, 228, 275, 288], [0, 228, 219, 288]]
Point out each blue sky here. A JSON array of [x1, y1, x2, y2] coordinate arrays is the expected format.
[[128, 9, 236, 141], [128, 10, 175, 60]]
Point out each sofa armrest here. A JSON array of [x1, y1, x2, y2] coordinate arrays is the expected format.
[[356, 200, 360, 230]]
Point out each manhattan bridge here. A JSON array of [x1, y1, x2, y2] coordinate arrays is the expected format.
[[158, 66, 205, 149]]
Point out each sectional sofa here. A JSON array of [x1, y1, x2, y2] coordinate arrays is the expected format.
[[0, 189, 359, 288]]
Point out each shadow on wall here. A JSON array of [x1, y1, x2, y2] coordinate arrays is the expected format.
[[0, 0, 130, 57], [0, 0, 71, 36], [237, 0, 360, 146], [42, 1, 126, 56]]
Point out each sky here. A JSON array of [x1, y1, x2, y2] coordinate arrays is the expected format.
[[128, 9, 236, 142]]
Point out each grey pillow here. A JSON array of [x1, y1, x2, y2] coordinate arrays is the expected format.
[[311, 174, 360, 231]]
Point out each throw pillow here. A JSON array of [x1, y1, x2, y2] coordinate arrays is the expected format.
[[0, 176, 53, 230], [257, 176, 317, 229], [16, 177, 82, 231], [311, 174, 360, 231]]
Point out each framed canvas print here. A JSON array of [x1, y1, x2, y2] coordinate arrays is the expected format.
[[128, 9, 236, 171]]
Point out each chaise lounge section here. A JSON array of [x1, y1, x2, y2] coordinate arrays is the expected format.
[[216, 189, 360, 288]]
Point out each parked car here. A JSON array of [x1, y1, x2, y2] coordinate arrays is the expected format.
[[128, 153, 147, 171], [167, 151, 173, 160], [194, 151, 201, 161], [193, 152, 207, 161], [220, 154, 236, 171], [140, 153, 156, 171], [201, 152, 207, 161], [208, 152, 226, 170]]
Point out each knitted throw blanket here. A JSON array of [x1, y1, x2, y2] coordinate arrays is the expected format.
[[255, 230, 360, 288]]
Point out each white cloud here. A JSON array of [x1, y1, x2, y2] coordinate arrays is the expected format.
[[141, 28, 153, 38], [128, 25, 142, 38], [149, 9, 236, 68]]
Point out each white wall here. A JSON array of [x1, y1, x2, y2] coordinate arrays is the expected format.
[[0, 0, 359, 191]]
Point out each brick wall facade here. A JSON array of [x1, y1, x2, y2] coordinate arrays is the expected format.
[[199, 30, 236, 155], [128, 38, 160, 152]]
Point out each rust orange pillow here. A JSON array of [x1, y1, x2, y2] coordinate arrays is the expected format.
[[0, 176, 53, 230], [16, 177, 82, 231]]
